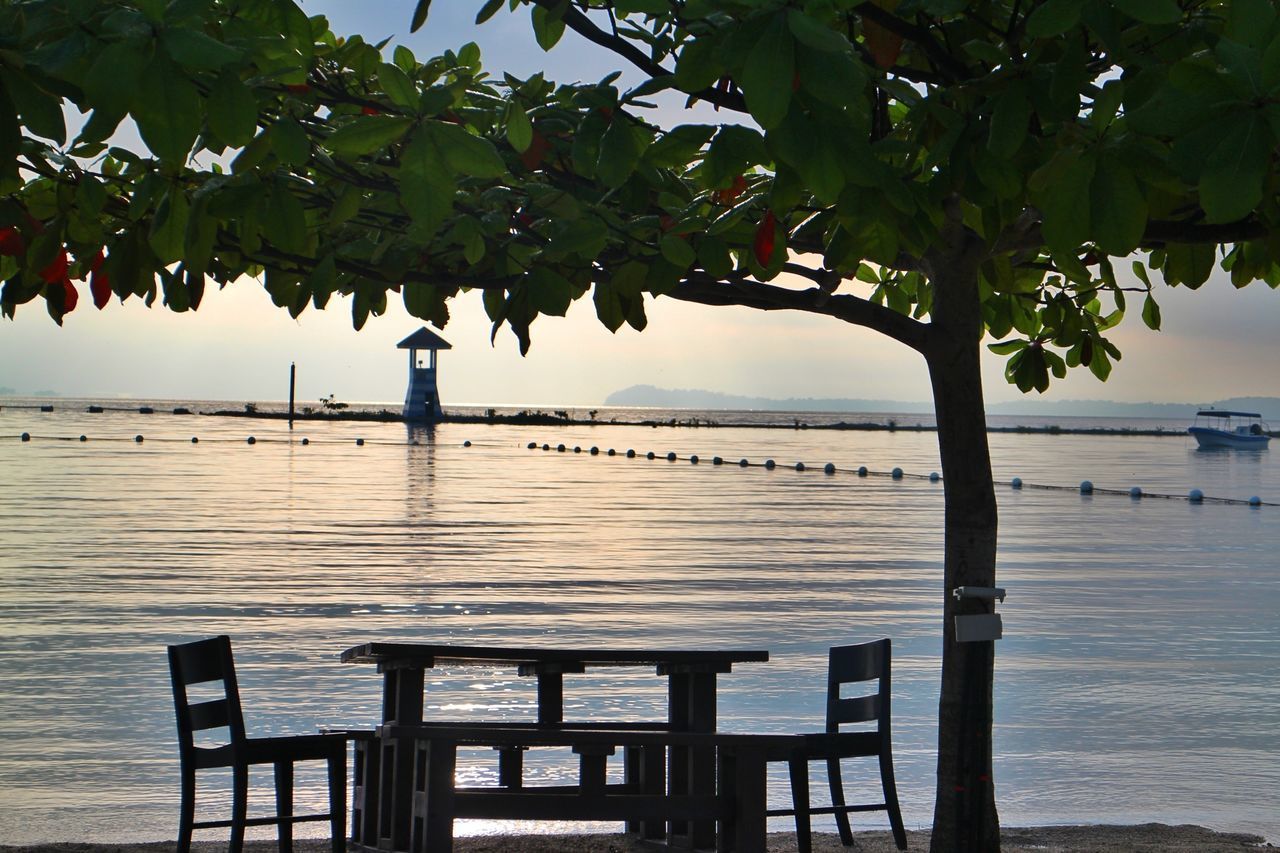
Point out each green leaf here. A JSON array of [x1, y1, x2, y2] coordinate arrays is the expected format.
[[476, 0, 505, 25], [1109, 0, 1182, 25], [148, 189, 190, 264], [646, 124, 715, 168], [506, 103, 533, 152], [527, 267, 572, 315], [988, 83, 1031, 158], [83, 42, 148, 121], [410, 0, 432, 32], [1141, 293, 1162, 330], [378, 62, 419, 111], [1025, 0, 1087, 37], [593, 281, 625, 332], [787, 10, 849, 52], [740, 16, 794, 131], [266, 183, 309, 254], [597, 118, 645, 188], [659, 234, 696, 268], [1090, 158, 1147, 256], [988, 339, 1029, 355], [269, 118, 311, 166], [161, 27, 243, 70], [673, 37, 721, 94], [6, 72, 66, 144], [133, 57, 202, 163], [531, 5, 566, 51], [1163, 242, 1216, 288], [325, 115, 413, 157], [429, 121, 507, 178], [1036, 150, 1095, 254], [400, 130, 455, 238], [1198, 114, 1271, 223], [207, 71, 259, 147]]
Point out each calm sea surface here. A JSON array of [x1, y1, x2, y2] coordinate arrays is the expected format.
[[1, 400, 1276, 844]]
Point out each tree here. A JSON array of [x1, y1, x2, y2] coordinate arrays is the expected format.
[[3, 0, 1277, 848]]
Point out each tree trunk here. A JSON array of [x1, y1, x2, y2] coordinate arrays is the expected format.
[[924, 245, 1000, 853]]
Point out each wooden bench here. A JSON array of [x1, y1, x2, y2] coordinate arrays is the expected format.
[[383, 724, 808, 853]]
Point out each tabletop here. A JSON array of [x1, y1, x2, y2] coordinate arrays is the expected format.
[[340, 642, 769, 668]]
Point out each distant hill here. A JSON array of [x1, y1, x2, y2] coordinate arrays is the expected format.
[[604, 385, 1280, 420]]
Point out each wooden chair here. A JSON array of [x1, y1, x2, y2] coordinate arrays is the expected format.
[[767, 639, 908, 852], [167, 635, 348, 853]]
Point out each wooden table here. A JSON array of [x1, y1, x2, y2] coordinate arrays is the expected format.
[[340, 643, 769, 852]]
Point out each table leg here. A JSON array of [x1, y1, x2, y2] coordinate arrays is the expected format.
[[379, 667, 424, 853], [536, 672, 563, 724], [666, 670, 718, 849], [730, 746, 768, 853]]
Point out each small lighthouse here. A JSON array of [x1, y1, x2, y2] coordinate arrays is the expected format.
[[397, 327, 452, 421]]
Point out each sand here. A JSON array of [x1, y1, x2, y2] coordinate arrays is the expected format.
[[3, 825, 1273, 853]]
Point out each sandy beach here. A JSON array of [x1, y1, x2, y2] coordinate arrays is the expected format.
[[3, 825, 1273, 853]]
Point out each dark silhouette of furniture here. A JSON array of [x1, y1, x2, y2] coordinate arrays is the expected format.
[[767, 639, 908, 852], [341, 642, 767, 852], [168, 635, 348, 853]]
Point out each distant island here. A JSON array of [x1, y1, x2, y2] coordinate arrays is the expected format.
[[604, 385, 1280, 420]]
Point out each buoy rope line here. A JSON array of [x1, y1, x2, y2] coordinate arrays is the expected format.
[[10, 432, 1272, 507], [521, 440, 1276, 508]]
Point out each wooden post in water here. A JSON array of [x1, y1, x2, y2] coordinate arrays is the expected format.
[[288, 362, 296, 429]]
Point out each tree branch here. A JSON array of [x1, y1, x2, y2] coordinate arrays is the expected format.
[[529, 0, 748, 113], [855, 2, 972, 81], [669, 271, 930, 353]]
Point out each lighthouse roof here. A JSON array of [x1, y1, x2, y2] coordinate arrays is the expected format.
[[396, 327, 453, 350]]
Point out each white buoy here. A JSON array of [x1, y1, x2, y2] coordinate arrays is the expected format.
[[794, 462, 805, 472], [824, 463, 835, 474], [891, 467, 903, 479], [1129, 486, 1142, 498], [1080, 480, 1093, 494], [929, 472, 940, 482], [1011, 477, 1022, 489], [765, 459, 776, 470], [1249, 496, 1262, 506], [1189, 488, 1204, 503], [857, 466, 868, 476]]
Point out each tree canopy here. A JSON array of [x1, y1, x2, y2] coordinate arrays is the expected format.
[[3, 0, 1276, 393]]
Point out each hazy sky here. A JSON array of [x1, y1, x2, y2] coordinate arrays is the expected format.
[[2, 2, 1277, 407]]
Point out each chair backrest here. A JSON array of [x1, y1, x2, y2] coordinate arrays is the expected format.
[[168, 635, 248, 753], [824, 638, 892, 734]]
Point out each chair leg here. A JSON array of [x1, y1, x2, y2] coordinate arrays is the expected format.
[[827, 757, 854, 846], [176, 764, 196, 853], [275, 760, 295, 853], [329, 747, 348, 853], [787, 755, 812, 853], [878, 748, 908, 851], [230, 763, 249, 853]]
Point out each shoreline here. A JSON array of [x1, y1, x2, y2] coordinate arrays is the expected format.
[[2, 402, 1226, 437], [2, 825, 1273, 852]]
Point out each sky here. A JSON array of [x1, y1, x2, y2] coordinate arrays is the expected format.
[[1, 1, 1277, 408]]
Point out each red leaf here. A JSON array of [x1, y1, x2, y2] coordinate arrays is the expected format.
[[753, 210, 777, 267], [519, 130, 550, 170], [361, 106, 381, 116], [40, 249, 69, 283], [864, 19, 904, 69], [62, 279, 79, 314], [713, 174, 748, 205], [0, 226, 24, 256], [91, 268, 112, 309], [285, 83, 311, 94]]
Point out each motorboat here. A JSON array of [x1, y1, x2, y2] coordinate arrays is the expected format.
[[1188, 410, 1271, 449]]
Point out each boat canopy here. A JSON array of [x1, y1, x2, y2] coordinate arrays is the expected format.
[[1195, 410, 1262, 418]]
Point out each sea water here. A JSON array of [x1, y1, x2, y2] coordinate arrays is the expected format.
[[0, 402, 1276, 844]]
